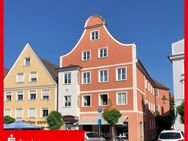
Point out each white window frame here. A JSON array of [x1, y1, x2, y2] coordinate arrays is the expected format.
[[29, 90, 37, 100], [82, 94, 92, 107], [155, 89, 159, 97], [98, 69, 108, 83], [82, 50, 91, 61], [16, 73, 24, 83], [148, 82, 150, 92], [4, 109, 12, 117], [16, 91, 24, 101], [24, 57, 31, 66], [98, 47, 108, 58], [28, 108, 36, 118], [29, 72, 38, 82], [64, 95, 71, 107], [41, 108, 49, 118], [90, 30, 100, 40], [82, 71, 91, 84], [41, 89, 50, 100], [63, 72, 71, 84], [116, 91, 128, 105], [99, 93, 109, 106], [5, 92, 12, 102], [116, 66, 127, 81], [15, 108, 23, 119], [145, 79, 147, 89]]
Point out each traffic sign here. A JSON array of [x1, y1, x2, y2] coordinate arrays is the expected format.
[[98, 107, 102, 113]]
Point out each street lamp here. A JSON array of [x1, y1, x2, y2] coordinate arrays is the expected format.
[[162, 95, 167, 105]]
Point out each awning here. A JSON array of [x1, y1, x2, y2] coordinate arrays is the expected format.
[[79, 117, 128, 125], [62, 115, 78, 124], [4, 121, 43, 130]]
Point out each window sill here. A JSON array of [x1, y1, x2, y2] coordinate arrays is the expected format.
[[82, 83, 91, 85], [63, 106, 72, 108], [115, 79, 127, 82], [16, 82, 24, 84], [82, 105, 91, 108], [98, 56, 108, 59], [98, 81, 108, 83], [99, 105, 108, 107]]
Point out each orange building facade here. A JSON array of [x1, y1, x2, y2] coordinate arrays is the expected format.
[[58, 16, 170, 141]]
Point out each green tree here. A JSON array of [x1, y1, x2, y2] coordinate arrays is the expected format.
[[46, 111, 64, 130], [103, 109, 122, 141], [4, 116, 15, 124], [177, 101, 184, 124], [155, 114, 174, 133]]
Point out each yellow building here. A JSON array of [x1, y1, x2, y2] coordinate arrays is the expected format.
[[4, 43, 58, 127]]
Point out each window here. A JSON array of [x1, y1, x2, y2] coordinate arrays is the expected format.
[[42, 108, 48, 118], [83, 95, 91, 107], [30, 90, 36, 100], [64, 96, 71, 107], [16, 108, 23, 119], [29, 108, 36, 118], [145, 79, 147, 89], [116, 67, 126, 81], [64, 72, 71, 84], [148, 83, 150, 91], [98, 48, 108, 58], [117, 92, 127, 105], [42, 89, 50, 100], [99, 94, 108, 106], [24, 57, 30, 66], [29, 72, 37, 82], [17, 91, 23, 101], [155, 89, 159, 97], [139, 122, 143, 138], [156, 105, 160, 113], [82, 51, 91, 60], [4, 109, 11, 116], [90, 31, 99, 40], [98, 69, 108, 82], [16, 73, 24, 83], [82, 72, 91, 84], [5, 92, 11, 101]]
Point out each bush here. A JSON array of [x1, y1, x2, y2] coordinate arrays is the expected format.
[[4, 116, 15, 124], [46, 111, 64, 130], [177, 102, 184, 124]]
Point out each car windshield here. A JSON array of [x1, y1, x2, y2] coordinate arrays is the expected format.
[[159, 132, 181, 139], [87, 133, 100, 138]]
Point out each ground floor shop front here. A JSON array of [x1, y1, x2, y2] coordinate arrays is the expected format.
[[62, 112, 157, 141], [79, 112, 148, 141]]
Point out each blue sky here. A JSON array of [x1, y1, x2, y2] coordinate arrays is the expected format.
[[4, 0, 184, 93]]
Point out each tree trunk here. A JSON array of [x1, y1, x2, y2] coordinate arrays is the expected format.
[[111, 125, 116, 141]]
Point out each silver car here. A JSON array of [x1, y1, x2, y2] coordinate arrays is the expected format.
[[85, 132, 106, 141]]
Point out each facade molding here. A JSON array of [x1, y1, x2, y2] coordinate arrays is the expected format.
[[82, 62, 132, 71], [4, 85, 56, 91], [80, 87, 133, 94]]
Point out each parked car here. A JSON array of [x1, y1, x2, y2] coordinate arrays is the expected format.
[[157, 130, 184, 141], [85, 132, 106, 141]]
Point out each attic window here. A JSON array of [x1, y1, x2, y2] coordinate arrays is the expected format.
[[90, 31, 99, 40], [29, 72, 37, 82], [24, 57, 30, 66]]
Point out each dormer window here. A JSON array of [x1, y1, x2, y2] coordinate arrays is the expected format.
[[90, 30, 99, 40], [24, 57, 30, 66]]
